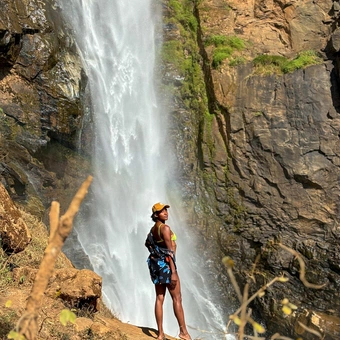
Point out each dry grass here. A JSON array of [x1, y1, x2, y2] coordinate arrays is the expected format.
[[9, 209, 72, 270], [0, 248, 14, 294], [0, 308, 18, 339]]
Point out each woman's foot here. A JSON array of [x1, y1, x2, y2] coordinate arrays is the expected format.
[[156, 334, 166, 340], [179, 333, 191, 340]]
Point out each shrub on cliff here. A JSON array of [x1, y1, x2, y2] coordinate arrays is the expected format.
[[205, 35, 246, 68], [253, 50, 322, 75], [282, 50, 322, 73]]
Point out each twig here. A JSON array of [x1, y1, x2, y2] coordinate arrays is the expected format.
[[278, 243, 326, 289], [225, 242, 326, 340], [297, 321, 323, 339], [239, 283, 249, 340], [231, 276, 283, 318], [248, 254, 260, 283], [270, 334, 294, 340], [224, 257, 243, 303]]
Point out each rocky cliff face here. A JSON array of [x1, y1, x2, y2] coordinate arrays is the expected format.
[[191, 0, 340, 338], [162, 0, 340, 338], [0, 0, 91, 218]]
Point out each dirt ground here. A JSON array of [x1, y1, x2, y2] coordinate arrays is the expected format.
[[0, 285, 179, 340]]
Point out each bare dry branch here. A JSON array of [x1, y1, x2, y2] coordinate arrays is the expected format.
[[270, 334, 294, 340], [223, 257, 243, 303], [239, 283, 249, 340], [48, 201, 60, 242], [297, 321, 323, 339], [231, 276, 283, 318], [225, 242, 327, 340], [278, 243, 326, 289], [17, 176, 93, 340]]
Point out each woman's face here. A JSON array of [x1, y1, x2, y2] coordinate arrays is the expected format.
[[157, 208, 168, 221]]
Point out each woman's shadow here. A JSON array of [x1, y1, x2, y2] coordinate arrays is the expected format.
[[138, 326, 174, 339]]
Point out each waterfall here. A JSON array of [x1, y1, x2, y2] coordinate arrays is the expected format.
[[57, 0, 228, 338]]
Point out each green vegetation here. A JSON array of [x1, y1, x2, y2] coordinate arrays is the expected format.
[[253, 54, 287, 69], [206, 35, 245, 49], [169, 0, 198, 32], [201, 111, 216, 160], [8, 330, 25, 340], [253, 50, 322, 75], [206, 35, 229, 47], [283, 50, 322, 73], [161, 40, 185, 71], [229, 56, 246, 67], [212, 47, 233, 68], [59, 309, 77, 326], [205, 35, 246, 68], [162, 0, 208, 114]]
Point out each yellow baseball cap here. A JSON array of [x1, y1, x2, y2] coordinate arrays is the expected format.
[[152, 202, 170, 213]]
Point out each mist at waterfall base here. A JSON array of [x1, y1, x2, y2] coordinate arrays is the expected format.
[[58, 0, 231, 338]]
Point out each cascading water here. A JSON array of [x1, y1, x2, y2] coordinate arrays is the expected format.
[[57, 0, 229, 338]]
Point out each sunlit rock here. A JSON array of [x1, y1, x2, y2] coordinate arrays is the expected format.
[[0, 182, 31, 252], [46, 268, 102, 312]]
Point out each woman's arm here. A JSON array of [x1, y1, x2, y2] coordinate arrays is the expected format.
[[162, 225, 175, 258], [162, 225, 178, 288]]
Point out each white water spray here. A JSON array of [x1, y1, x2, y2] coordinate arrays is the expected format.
[[57, 0, 228, 338]]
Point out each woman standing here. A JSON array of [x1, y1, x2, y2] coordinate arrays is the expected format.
[[145, 202, 192, 340]]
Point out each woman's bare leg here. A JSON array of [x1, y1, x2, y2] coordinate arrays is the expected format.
[[167, 277, 191, 340], [155, 284, 167, 339]]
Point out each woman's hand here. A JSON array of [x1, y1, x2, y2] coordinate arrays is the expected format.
[[169, 271, 178, 290]]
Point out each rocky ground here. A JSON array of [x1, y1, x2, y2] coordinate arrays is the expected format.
[[0, 284, 177, 340], [0, 287, 166, 340]]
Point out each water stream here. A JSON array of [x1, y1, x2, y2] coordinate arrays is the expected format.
[[57, 0, 227, 338]]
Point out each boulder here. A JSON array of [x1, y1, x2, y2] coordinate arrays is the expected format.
[[90, 322, 111, 335], [74, 317, 94, 332], [46, 268, 102, 312]]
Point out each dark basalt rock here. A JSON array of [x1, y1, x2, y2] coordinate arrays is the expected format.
[[161, 0, 340, 338], [200, 61, 340, 338]]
